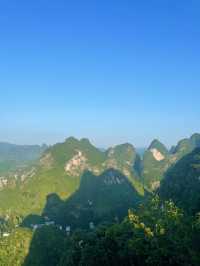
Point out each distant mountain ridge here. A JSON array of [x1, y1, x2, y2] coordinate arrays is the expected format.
[[0, 142, 47, 174], [0, 142, 47, 159]]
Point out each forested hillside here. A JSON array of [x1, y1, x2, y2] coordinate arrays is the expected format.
[[0, 135, 200, 265]]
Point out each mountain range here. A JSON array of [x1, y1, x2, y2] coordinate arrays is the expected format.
[[0, 142, 47, 175], [1, 133, 200, 265], [0, 133, 200, 218]]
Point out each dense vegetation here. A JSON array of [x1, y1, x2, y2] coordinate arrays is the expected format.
[[2, 196, 198, 266], [58, 197, 200, 266], [159, 148, 200, 214], [0, 134, 200, 265], [0, 228, 33, 266]]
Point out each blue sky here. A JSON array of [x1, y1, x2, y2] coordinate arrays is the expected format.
[[0, 0, 200, 147]]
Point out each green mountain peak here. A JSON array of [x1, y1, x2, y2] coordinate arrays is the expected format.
[[148, 139, 169, 155], [64, 136, 79, 144], [80, 138, 92, 145], [190, 133, 200, 147]]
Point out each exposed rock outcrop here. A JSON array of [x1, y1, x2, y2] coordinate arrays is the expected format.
[[150, 148, 165, 161]]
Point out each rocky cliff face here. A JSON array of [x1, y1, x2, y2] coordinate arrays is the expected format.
[[150, 148, 165, 161]]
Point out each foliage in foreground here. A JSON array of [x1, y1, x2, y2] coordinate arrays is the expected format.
[[58, 197, 200, 265], [0, 228, 32, 266], [1, 196, 200, 266]]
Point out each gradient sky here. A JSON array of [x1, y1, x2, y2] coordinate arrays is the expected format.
[[0, 0, 200, 148]]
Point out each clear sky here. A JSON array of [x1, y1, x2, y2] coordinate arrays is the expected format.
[[0, 0, 200, 148]]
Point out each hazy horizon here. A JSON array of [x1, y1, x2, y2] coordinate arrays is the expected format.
[[0, 132, 199, 151]]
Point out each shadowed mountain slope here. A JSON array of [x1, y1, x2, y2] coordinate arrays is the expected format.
[[22, 168, 144, 230], [159, 148, 200, 214]]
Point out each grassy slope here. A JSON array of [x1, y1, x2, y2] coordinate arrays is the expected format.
[[0, 167, 80, 215], [0, 228, 33, 266]]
